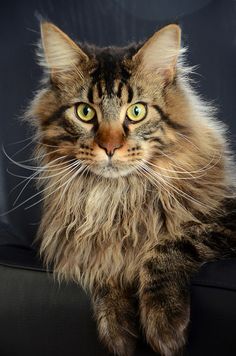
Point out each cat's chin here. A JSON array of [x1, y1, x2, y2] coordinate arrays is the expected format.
[[89, 164, 137, 179]]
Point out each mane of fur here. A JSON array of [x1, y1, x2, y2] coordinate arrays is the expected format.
[[28, 34, 236, 292]]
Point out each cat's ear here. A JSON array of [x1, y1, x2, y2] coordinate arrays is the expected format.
[[132, 24, 181, 82], [39, 22, 88, 74]]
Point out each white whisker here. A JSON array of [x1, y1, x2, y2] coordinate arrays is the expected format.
[[8, 157, 77, 197], [3, 145, 72, 171], [142, 159, 207, 180], [155, 150, 221, 175], [141, 163, 213, 210], [176, 132, 201, 151], [25, 162, 84, 210], [136, 165, 198, 220], [56, 163, 93, 208], [12, 160, 81, 207], [6, 135, 36, 146], [0, 160, 81, 217], [10, 139, 35, 158], [17, 148, 62, 164]]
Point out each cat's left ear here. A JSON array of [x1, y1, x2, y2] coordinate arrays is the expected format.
[[132, 24, 181, 82]]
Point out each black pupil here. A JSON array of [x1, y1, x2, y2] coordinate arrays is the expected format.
[[134, 106, 140, 116], [83, 106, 90, 116]]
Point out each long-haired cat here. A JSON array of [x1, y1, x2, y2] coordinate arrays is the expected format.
[[27, 22, 236, 356]]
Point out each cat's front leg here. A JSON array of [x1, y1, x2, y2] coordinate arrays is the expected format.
[[92, 284, 138, 356], [139, 239, 204, 356]]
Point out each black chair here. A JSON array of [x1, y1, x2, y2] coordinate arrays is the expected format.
[[0, 1, 236, 355]]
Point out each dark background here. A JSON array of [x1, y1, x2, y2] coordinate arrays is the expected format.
[[0, 0, 236, 244]]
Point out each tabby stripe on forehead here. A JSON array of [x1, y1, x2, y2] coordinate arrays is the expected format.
[[97, 81, 103, 98], [153, 105, 186, 130], [87, 87, 94, 103], [127, 85, 133, 103], [120, 65, 131, 82], [117, 82, 123, 98]]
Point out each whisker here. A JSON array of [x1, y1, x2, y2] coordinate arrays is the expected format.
[[136, 165, 198, 220], [3, 146, 72, 171], [56, 163, 93, 208], [7, 158, 77, 180], [155, 150, 221, 175], [0, 160, 81, 217], [6, 134, 36, 146], [142, 159, 207, 180], [141, 163, 213, 211], [17, 148, 62, 164], [12, 161, 80, 207], [142, 159, 195, 176], [176, 132, 201, 152], [8, 157, 77, 197], [10, 139, 35, 158], [25, 163, 84, 210], [137, 165, 175, 198], [135, 164, 186, 211], [7, 165, 71, 181]]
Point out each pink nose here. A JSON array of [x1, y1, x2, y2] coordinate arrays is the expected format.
[[95, 123, 125, 157], [97, 141, 123, 156]]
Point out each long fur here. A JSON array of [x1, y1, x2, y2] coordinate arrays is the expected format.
[[26, 22, 236, 356]]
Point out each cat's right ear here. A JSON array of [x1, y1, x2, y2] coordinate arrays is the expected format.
[[39, 22, 88, 76]]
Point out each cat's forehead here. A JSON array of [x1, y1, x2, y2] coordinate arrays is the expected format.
[[57, 43, 154, 108], [82, 44, 140, 100], [41, 23, 181, 107]]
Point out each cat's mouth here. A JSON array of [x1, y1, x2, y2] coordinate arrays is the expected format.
[[88, 160, 138, 178]]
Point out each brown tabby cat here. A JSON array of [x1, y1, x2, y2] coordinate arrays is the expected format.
[[27, 22, 236, 355]]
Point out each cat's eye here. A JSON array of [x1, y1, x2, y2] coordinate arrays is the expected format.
[[75, 103, 96, 122], [126, 103, 147, 122]]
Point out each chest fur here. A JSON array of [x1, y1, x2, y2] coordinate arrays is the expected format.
[[38, 175, 201, 290]]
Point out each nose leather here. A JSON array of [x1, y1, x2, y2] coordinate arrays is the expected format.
[[95, 123, 125, 156]]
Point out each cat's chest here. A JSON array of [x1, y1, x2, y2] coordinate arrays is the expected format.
[[78, 234, 153, 287]]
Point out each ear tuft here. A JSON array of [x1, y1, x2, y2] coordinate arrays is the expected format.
[[133, 24, 181, 81], [39, 22, 88, 73]]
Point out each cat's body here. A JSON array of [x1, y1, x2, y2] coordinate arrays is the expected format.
[[27, 22, 236, 355]]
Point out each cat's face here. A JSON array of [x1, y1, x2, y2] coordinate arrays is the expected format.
[[31, 22, 188, 178]]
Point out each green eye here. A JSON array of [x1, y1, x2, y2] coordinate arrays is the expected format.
[[75, 103, 96, 122], [126, 103, 147, 122]]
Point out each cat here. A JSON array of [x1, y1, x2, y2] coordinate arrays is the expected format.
[[26, 22, 236, 356]]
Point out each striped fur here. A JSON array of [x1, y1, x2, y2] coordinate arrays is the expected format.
[[26, 23, 236, 355]]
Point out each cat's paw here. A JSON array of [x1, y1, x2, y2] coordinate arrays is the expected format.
[[140, 300, 190, 356], [93, 290, 138, 356], [96, 307, 138, 356]]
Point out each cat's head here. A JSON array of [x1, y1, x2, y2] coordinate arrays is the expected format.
[[29, 22, 222, 181]]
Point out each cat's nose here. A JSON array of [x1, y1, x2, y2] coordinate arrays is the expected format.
[[95, 123, 125, 157], [97, 141, 123, 157]]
